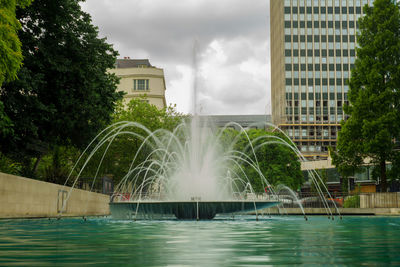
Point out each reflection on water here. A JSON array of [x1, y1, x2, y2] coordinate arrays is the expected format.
[[0, 216, 400, 266]]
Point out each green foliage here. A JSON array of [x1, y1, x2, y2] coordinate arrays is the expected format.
[[0, 0, 123, 174], [0, 0, 31, 85], [113, 98, 185, 132], [0, 0, 31, 140], [311, 169, 328, 193], [41, 146, 69, 184], [0, 151, 22, 175], [343, 195, 360, 208], [228, 129, 303, 192], [0, 101, 13, 138], [332, 0, 400, 191], [80, 99, 186, 184], [388, 153, 400, 182], [35, 145, 80, 185]]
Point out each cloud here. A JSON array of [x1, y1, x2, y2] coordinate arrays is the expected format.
[[81, 0, 270, 115]]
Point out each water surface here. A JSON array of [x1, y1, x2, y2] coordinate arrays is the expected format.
[[1, 216, 399, 266]]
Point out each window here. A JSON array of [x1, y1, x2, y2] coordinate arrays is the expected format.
[[133, 79, 149, 91]]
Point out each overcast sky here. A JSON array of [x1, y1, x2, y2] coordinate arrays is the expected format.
[[81, 0, 271, 115]]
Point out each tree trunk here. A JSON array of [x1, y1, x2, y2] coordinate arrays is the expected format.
[[380, 159, 387, 192], [31, 155, 42, 176]]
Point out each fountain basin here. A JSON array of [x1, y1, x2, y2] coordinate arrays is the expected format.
[[110, 200, 280, 220]]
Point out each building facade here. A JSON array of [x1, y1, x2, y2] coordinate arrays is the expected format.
[[199, 115, 272, 131], [270, 0, 371, 159], [109, 58, 167, 109]]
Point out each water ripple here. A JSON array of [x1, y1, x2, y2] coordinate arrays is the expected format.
[[0, 216, 399, 266]]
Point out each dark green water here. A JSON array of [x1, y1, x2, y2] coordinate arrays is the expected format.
[[0, 216, 399, 266]]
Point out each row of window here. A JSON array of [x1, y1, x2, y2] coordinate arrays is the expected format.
[[285, 78, 349, 86], [285, 27, 356, 35], [285, 20, 358, 29], [286, 107, 344, 115], [286, 114, 345, 122], [288, 127, 339, 137], [288, 99, 348, 107], [285, 86, 349, 93], [286, 94, 348, 102], [286, 12, 362, 20], [286, 34, 355, 43], [285, 56, 355, 64], [286, 14, 362, 24], [300, 145, 330, 152], [285, 6, 363, 14], [285, 42, 356, 51], [286, 63, 354, 71], [284, 0, 369, 7], [286, 71, 350, 79], [285, 49, 355, 57]]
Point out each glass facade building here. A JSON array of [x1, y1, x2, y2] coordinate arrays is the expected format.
[[270, 0, 371, 159]]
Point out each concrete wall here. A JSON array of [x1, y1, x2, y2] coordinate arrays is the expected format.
[[270, 0, 285, 126], [360, 193, 400, 209], [0, 172, 110, 218]]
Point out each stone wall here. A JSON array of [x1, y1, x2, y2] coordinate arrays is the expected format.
[[0, 172, 110, 218]]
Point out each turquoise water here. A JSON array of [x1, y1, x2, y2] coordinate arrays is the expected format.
[[0, 216, 399, 266]]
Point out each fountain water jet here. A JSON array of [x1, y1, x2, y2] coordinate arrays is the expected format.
[[59, 118, 341, 220]]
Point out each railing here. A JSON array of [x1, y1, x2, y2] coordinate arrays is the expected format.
[[110, 192, 400, 209], [277, 192, 400, 209]]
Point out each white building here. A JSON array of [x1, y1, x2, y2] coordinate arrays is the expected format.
[[109, 58, 167, 109]]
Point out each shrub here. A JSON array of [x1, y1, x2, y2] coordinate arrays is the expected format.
[[343, 195, 360, 208]]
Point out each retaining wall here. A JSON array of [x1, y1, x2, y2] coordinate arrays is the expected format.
[[0, 172, 110, 218]]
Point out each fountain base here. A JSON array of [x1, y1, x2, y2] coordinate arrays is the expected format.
[[110, 200, 280, 220]]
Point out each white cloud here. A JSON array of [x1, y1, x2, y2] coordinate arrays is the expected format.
[[81, 0, 270, 115], [166, 65, 193, 114]]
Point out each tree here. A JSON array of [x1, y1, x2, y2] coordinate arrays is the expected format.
[[332, 0, 400, 191], [80, 99, 186, 184], [113, 99, 184, 132], [310, 169, 328, 194], [0, 0, 31, 138], [0, 0, 123, 176], [231, 129, 303, 192], [0, 0, 31, 85], [35, 145, 80, 185]]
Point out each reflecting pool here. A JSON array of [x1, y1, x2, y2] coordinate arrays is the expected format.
[[1, 216, 399, 266]]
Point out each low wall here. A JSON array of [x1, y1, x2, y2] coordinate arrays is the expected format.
[[0, 172, 110, 218], [360, 192, 400, 208], [259, 207, 400, 216]]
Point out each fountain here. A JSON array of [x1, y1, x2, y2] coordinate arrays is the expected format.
[[61, 115, 342, 220], [69, 117, 284, 220], [61, 42, 340, 220]]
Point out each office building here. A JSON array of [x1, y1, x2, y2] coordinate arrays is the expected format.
[[200, 115, 272, 131], [270, 0, 371, 159]]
